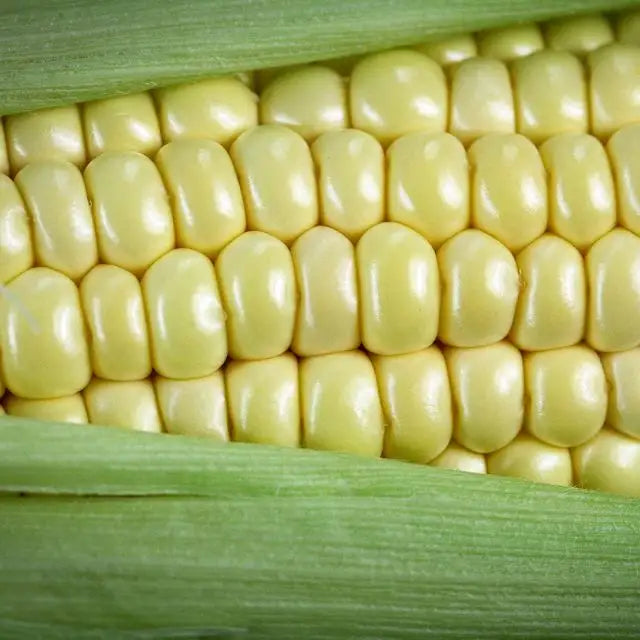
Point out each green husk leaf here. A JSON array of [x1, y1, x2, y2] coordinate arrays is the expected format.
[[1, 417, 639, 639], [2, 0, 640, 115]]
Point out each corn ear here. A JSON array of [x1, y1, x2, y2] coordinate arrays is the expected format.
[[2, 0, 639, 114], [1, 417, 639, 639]]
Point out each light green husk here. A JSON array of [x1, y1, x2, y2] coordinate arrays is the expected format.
[[1, 417, 639, 639], [1, 0, 639, 114]]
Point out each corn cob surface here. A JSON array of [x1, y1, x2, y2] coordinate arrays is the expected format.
[[2, 11, 640, 499]]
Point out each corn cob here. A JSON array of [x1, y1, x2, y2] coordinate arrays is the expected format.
[[2, 11, 640, 500]]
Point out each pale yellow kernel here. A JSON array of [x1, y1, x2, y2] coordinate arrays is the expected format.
[[0, 119, 8, 175], [607, 124, 640, 235], [430, 441, 486, 474], [4, 394, 88, 424], [142, 249, 227, 379], [15, 162, 98, 281], [387, 132, 469, 249], [350, 49, 447, 145], [588, 43, 640, 140], [83, 93, 162, 158], [449, 58, 515, 146], [312, 129, 384, 242], [468, 133, 547, 251], [545, 14, 614, 55], [0, 268, 91, 400], [216, 231, 296, 360], [414, 34, 477, 67], [291, 226, 359, 357], [85, 151, 175, 276], [301, 351, 384, 457], [79, 265, 151, 381], [586, 229, 640, 353], [156, 77, 258, 147], [512, 50, 587, 145], [445, 342, 523, 454], [84, 378, 162, 433], [357, 222, 439, 355], [601, 349, 640, 440], [617, 10, 640, 45], [373, 348, 452, 464], [540, 133, 615, 251], [0, 175, 32, 285], [226, 353, 299, 447], [156, 139, 245, 258], [487, 433, 572, 486], [155, 373, 228, 441], [230, 125, 318, 245], [477, 23, 544, 61], [437, 229, 519, 347], [260, 66, 348, 141], [524, 346, 606, 447], [5, 105, 86, 175], [510, 234, 585, 351], [573, 428, 640, 497]]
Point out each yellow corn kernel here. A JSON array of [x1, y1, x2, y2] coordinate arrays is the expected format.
[[311, 129, 384, 242], [0, 119, 8, 175], [155, 139, 246, 259], [415, 34, 477, 67], [387, 132, 469, 249], [510, 234, 585, 351], [449, 58, 515, 146], [586, 229, 640, 352], [0, 175, 32, 284], [230, 125, 318, 244], [445, 342, 523, 454], [15, 162, 98, 281], [468, 134, 547, 251], [476, 23, 544, 61], [588, 44, 640, 140], [430, 441, 487, 474], [226, 353, 299, 447], [617, 10, 640, 45], [216, 231, 295, 360], [373, 348, 452, 464], [601, 349, 640, 440], [259, 66, 348, 141], [301, 351, 384, 457], [291, 226, 359, 357], [573, 428, 640, 498], [511, 51, 587, 145], [357, 222, 439, 355], [155, 77, 258, 147], [3, 394, 88, 424], [350, 50, 447, 145], [5, 106, 86, 175], [85, 151, 175, 276], [142, 249, 226, 379], [155, 373, 228, 441], [607, 124, 640, 234], [545, 14, 614, 55], [83, 93, 162, 158], [79, 265, 151, 381], [487, 433, 572, 486], [540, 133, 615, 251], [0, 268, 91, 399], [524, 346, 606, 447], [437, 229, 519, 347], [84, 378, 162, 433]]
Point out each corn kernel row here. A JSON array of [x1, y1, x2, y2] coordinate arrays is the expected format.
[[1, 16, 639, 176], [2, 346, 639, 497]]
